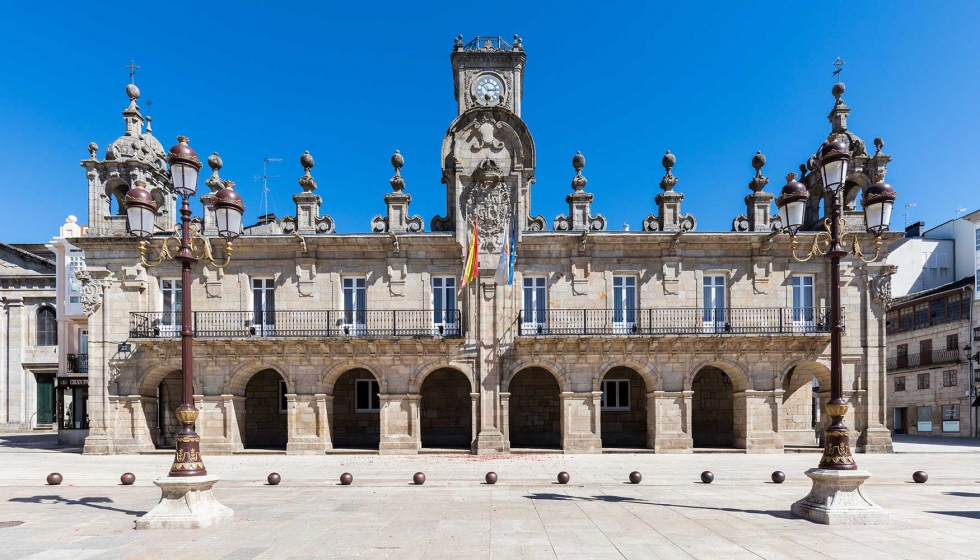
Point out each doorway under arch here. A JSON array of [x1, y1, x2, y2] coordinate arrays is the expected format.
[[244, 368, 288, 450], [332, 368, 380, 450], [599, 366, 647, 449], [691, 366, 735, 448], [419, 368, 472, 450], [509, 367, 562, 450], [781, 362, 832, 447], [155, 371, 182, 449]]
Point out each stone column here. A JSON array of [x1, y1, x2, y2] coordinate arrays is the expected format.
[[379, 393, 419, 454], [469, 392, 480, 453], [591, 390, 603, 445], [500, 392, 511, 452], [286, 394, 327, 455], [859, 265, 895, 453], [559, 391, 602, 453], [320, 394, 334, 450], [736, 390, 783, 453], [650, 390, 693, 452], [475, 279, 505, 454]]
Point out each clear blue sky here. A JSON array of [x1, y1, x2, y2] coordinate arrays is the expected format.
[[2, 1, 978, 243]]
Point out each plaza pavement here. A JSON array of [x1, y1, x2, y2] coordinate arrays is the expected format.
[[1, 433, 980, 559]]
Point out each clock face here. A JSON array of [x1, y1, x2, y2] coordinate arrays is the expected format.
[[475, 75, 503, 104]]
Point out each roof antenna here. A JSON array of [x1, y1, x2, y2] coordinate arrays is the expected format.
[[904, 202, 916, 227], [254, 157, 283, 219]]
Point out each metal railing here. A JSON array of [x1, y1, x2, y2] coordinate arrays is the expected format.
[[887, 349, 963, 371], [66, 353, 88, 374], [130, 310, 462, 339], [464, 36, 512, 50], [517, 307, 832, 336]]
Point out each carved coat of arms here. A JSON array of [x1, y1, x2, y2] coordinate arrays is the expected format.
[[461, 157, 512, 253]]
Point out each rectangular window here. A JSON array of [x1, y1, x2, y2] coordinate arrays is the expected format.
[[251, 278, 275, 336], [522, 277, 547, 332], [897, 343, 908, 368], [930, 299, 946, 324], [79, 329, 88, 354], [946, 334, 959, 352], [278, 379, 288, 413], [920, 339, 933, 366], [917, 373, 930, 390], [612, 276, 637, 332], [355, 379, 380, 412], [792, 275, 815, 330], [67, 252, 85, 304], [943, 370, 957, 387], [703, 275, 726, 331], [431, 276, 458, 336], [601, 379, 630, 411], [886, 310, 898, 334], [948, 294, 962, 320], [342, 277, 367, 334], [917, 406, 933, 432], [898, 308, 913, 332], [943, 404, 959, 421], [894, 376, 905, 392], [161, 279, 182, 335]]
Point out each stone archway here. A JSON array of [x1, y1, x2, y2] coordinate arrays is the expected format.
[[419, 368, 472, 449], [691, 366, 736, 449], [508, 367, 562, 450], [244, 369, 288, 449], [155, 371, 182, 449], [599, 366, 648, 449], [331, 368, 381, 450], [781, 361, 833, 447]]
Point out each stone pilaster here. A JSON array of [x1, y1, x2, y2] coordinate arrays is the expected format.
[[649, 391, 694, 452], [560, 391, 602, 453], [735, 389, 784, 453], [379, 393, 419, 454], [1, 298, 26, 430]]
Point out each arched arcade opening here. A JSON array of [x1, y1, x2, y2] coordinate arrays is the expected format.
[[243, 368, 288, 450], [691, 366, 737, 449], [508, 367, 562, 450], [419, 368, 472, 450], [331, 368, 381, 450], [599, 366, 648, 449]]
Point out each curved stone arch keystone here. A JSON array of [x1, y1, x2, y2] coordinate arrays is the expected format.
[[318, 362, 386, 395], [503, 359, 569, 393], [593, 360, 661, 393], [684, 358, 751, 392], [225, 362, 294, 397], [409, 362, 477, 394]]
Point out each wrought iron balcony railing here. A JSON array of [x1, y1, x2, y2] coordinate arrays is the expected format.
[[66, 353, 88, 374], [464, 36, 512, 50], [130, 310, 462, 340], [887, 349, 963, 371], [517, 307, 832, 336]]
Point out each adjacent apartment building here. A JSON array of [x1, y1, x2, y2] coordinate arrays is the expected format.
[[71, 36, 898, 455], [886, 211, 980, 436]]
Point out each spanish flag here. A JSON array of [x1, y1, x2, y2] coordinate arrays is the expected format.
[[462, 218, 479, 286]]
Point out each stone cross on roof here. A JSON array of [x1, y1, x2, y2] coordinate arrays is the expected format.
[[832, 57, 845, 83], [126, 59, 140, 84]]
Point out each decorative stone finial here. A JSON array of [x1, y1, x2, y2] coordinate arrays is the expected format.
[[749, 151, 769, 193], [208, 152, 223, 172], [786, 172, 797, 182], [87, 142, 99, 160], [571, 151, 587, 192], [832, 81, 845, 104], [660, 150, 678, 191], [126, 83, 140, 102], [454, 34, 463, 47], [390, 150, 405, 192], [223, 180, 236, 190], [204, 152, 224, 194], [176, 135, 190, 145], [298, 151, 317, 192], [67, 215, 78, 224], [145, 115, 153, 133], [874, 137, 884, 156]]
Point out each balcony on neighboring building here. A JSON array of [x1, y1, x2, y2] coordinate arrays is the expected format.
[[516, 307, 833, 337], [129, 310, 463, 340], [66, 353, 88, 374], [887, 349, 962, 371]]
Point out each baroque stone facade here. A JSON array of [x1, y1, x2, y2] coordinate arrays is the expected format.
[[74, 36, 896, 455]]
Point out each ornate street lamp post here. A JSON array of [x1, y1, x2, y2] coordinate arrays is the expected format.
[[777, 137, 896, 524], [127, 136, 244, 529]]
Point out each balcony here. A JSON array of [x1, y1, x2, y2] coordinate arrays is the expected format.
[[517, 307, 832, 337], [129, 310, 463, 340], [66, 353, 88, 374], [887, 349, 962, 371]]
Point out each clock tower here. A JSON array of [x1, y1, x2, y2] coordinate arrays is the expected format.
[[451, 35, 525, 117]]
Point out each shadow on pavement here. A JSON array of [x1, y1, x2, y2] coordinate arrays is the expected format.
[[9, 495, 146, 517], [943, 492, 980, 498], [926, 510, 980, 520], [525, 492, 796, 519], [0, 434, 81, 454]]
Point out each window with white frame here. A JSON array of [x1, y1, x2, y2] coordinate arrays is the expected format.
[[431, 276, 457, 335], [251, 278, 275, 335], [601, 379, 630, 411], [612, 275, 637, 332], [278, 380, 288, 413], [702, 275, 726, 329], [342, 277, 367, 332], [161, 279, 182, 335], [355, 379, 380, 412], [792, 274, 815, 328], [67, 251, 85, 304], [522, 277, 547, 330]]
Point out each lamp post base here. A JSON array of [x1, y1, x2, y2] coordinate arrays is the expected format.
[[791, 468, 888, 525], [135, 475, 233, 530]]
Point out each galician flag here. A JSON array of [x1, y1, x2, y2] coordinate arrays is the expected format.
[[462, 218, 479, 286], [493, 221, 511, 285]]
